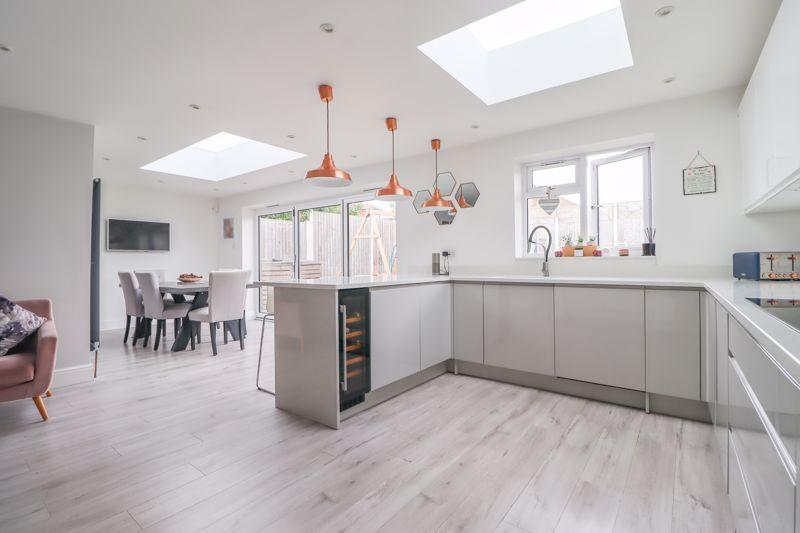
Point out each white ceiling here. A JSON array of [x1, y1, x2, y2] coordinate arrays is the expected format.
[[0, 0, 780, 197]]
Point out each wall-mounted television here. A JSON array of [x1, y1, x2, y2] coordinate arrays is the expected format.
[[107, 219, 170, 252]]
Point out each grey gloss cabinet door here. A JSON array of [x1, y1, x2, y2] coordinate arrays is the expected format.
[[714, 301, 729, 487], [728, 433, 759, 533], [554, 286, 645, 391], [483, 284, 555, 375], [370, 287, 421, 390], [645, 289, 701, 400], [729, 357, 795, 533], [420, 283, 452, 369], [453, 283, 483, 363]]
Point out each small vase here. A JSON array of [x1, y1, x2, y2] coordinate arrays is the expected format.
[[562, 245, 575, 257], [583, 244, 596, 257]]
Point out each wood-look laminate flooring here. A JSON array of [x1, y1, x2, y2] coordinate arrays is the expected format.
[[0, 320, 731, 532]]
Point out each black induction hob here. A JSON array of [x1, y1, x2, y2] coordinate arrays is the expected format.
[[747, 298, 800, 333]]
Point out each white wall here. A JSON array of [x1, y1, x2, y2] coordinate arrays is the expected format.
[[100, 183, 219, 330], [0, 106, 94, 386], [217, 88, 800, 283]]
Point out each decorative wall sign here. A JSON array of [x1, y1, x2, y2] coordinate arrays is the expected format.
[[683, 151, 716, 195], [222, 217, 235, 239]]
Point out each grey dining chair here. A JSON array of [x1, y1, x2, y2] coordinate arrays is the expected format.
[[187, 270, 250, 356], [118, 271, 145, 345], [135, 271, 191, 350]]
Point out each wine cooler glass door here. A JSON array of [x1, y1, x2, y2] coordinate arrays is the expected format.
[[339, 288, 370, 410]]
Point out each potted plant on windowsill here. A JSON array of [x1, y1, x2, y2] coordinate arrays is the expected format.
[[575, 236, 585, 257], [561, 235, 575, 257], [584, 236, 597, 257]]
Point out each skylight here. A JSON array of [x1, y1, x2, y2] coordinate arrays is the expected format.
[[418, 0, 633, 105], [193, 132, 250, 153], [141, 132, 305, 181]]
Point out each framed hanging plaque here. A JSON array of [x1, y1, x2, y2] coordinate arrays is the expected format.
[[682, 151, 717, 195]]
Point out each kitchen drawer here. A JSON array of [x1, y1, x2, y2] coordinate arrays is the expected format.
[[728, 432, 759, 533], [729, 358, 795, 533], [729, 318, 800, 472]]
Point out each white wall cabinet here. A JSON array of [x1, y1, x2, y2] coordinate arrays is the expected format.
[[453, 283, 484, 364], [483, 284, 555, 375], [739, 0, 800, 211], [554, 286, 645, 391], [419, 283, 452, 369], [645, 289, 701, 400], [370, 286, 421, 390]]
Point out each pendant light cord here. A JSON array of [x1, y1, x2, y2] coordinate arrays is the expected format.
[[434, 148, 439, 189], [326, 100, 330, 154], [392, 129, 395, 175]]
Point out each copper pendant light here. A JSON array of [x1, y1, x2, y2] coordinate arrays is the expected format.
[[375, 117, 413, 200], [421, 139, 454, 212], [305, 84, 352, 187]]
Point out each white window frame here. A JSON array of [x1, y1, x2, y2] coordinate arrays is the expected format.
[[520, 144, 653, 257], [589, 147, 652, 249]]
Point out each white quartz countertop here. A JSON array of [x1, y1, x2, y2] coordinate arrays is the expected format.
[[255, 274, 706, 290], [258, 274, 800, 379], [705, 278, 800, 383]]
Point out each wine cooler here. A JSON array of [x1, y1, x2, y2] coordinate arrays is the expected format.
[[338, 288, 370, 411]]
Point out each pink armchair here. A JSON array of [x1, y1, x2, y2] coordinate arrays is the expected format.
[[0, 299, 58, 421]]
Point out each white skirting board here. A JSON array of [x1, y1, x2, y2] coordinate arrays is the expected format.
[[52, 363, 93, 389]]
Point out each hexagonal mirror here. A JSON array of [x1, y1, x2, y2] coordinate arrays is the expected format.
[[435, 172, 456, 197], [413, 189, 432, 214], [434, 208, 457, 225], [455, 182, 480, 208]]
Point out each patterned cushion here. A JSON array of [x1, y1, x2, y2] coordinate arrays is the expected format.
[[0, 297, 47, 356]]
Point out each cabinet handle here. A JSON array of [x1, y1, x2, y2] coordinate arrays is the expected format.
[[340, 304, 348, 392]]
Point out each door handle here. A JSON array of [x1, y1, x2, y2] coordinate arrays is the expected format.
[[339, 304, 348, 392]]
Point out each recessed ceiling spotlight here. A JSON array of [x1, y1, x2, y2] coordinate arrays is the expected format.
[[213, 187, 219, 191], [286, 134, 296, 139], [102, 156, 110, 161], [320, 23, 335, 33], [470, 124, 480, 129], [242, 181, 248, 185], [137, 136, 147, 141], [662, 76, 676, 84], [157, 179, 164, 183], [188, 104, 200, 110], [0, 44, 12, 53], [655, 6, 674, 17], [350, 154, 358, 158], [289, 170, 295, 173]]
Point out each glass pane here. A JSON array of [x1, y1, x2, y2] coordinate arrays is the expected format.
[[347, 200, 398, 276], [298, 204, 343, 279], [529, 164, 576, 188], [527, 193, 581, 254], [596, 155, 644, 251], [258, 211, 296, 314]]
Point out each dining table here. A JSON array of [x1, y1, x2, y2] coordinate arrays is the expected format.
[[157, 280, 259, 352]]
